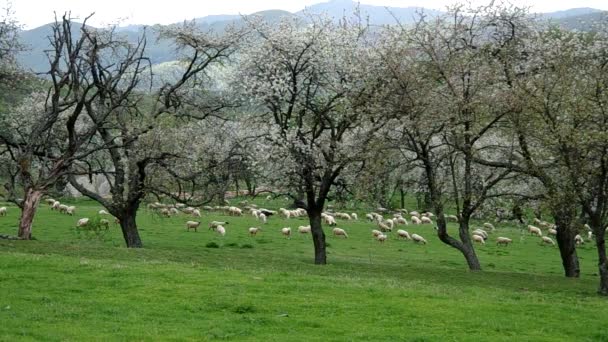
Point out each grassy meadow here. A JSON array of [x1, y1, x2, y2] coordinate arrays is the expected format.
[[0, 198, 607, 341]]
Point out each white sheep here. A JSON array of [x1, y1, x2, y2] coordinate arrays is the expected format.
[[483, 222, 495, 231], [541, 236, 555, 246], [365, 213, 375, 222], [351, 213, 358, 220], [58, 204, 68, 214], [410, 211, 421, 218], [496, 237, 512, 246], [281, 227, 291, 239], [259, 213, 267, 224], [575, 234, 584, 246], [186, 221, 201, 232], [528, 225, 542, 237], [411, 216, 422, 225], [371, 229, 382, 238], [548, 228, 557, 236], [216, 225, 226, 236], [397, 229, 411, 240], [472, 234, 485, 245], [208, 221, 228, 230], [51, 201, 61, 211], [45, 198, 56, 205], [192, 209, 201, 217], [298, 225, 311, 234], [332, 228, 348, 238], [421, 216, 433, 225], [169, 208, 179, 216], [76, 218, 89, 227], [65, 206, 76, 216], [472, 229, 488, 240], [378, 221, 392, 232], [99, 209, 109, 215], [248, 227, 261, 236], [0, 207, 6, 216], [446, 214, 459, 222], [411, 233, 427, 244], [384, 219, 395, 230], [376, 234, 388, 243], [395, 217, 408, 225]]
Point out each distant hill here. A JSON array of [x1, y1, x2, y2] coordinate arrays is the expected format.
[[541, 7, 604, 19], [551, 11, 608, 31]]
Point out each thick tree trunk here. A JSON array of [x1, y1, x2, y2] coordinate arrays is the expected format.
[[595, 232, 608, 295], [400, 189, 405, 210], [554, 216, 580, 278], [119, 211, 142, 248], [308, 209, 326, 265], [17, 188, 43, 240], [458, 219, 482, 271]]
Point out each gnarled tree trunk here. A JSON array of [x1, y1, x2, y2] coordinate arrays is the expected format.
[[308, 208, 326, 265], [119, 210, 142, 248], [458, 219, 482, 271], [17, 188, 43, 240], [554, 215, 580, 278]]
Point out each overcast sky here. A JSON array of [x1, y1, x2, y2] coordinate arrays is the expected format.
[[5, 0, 608, 29]]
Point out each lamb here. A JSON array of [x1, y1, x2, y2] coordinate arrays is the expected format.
[[528, 225, 542, 237], [411, 233, 427, 244], [483, 222, 495, 231], [376, 234, 388, 243], [66, 206, 76, 216], [332, 228, 348, 238], [541, 236, 555, 246], [259, 213, 267, 224], [76, 218, 89, 227], [496, 237, 513, 246], [51, 201, 61, 211], [411, 216, 422, 225], [421, 216, 433, 225], [281, 227, 291, 239], [397, 229, 411, 240], [371, 229, 382, 238], [192, 209, 201, 217], [216, 225, 226, 236], [208, 221, 228, 230], [548, 228, 557, 236], [298, 225, 311, 234], [472, 234, 485, 245], [186, 221, 201, 232], [0, 207, 6, 216], [248, 227, 261, 236], [99, 209, 109, 215]]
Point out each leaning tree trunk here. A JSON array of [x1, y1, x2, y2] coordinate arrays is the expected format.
[[119, 210, 142, 248], [458, 219, 482, 271], [17, 188, 43, 240], [554, 216, 580, 278], [595, 230, 608, 295], [308, 209, 326, 265]]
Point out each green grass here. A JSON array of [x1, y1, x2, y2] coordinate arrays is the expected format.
[[0, 199, 607, 341]]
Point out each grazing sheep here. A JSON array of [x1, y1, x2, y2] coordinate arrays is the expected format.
[[76, 218, 89, 227], [259, 213, 267, 224], [322, 214, 337, 226], [58, 204, 68, 214], [248, 227, 261, 236], [371, 229, 382, 238], [45, 198, 56, 205], [483, 222, 495, 231], [376, 234, 388, 243], [472, 229, 488, 240], [397, 229, 411, 240], [366, 213, 375, 221], [378, 221, 392, 232], [395, 217, 408, 225], [528, 225, 542, 237], [496, 237, 513, 246], [446, 214, 459, 222], [298, 225, 311, 234], [0, 207, 6, 216], [182, 207, 195, 215], [575, 234, 585, 246], [216, 225, 226, 236], [351, 213, 358, 220], [99, 219, 109, 228], [66, 206, 76, 216], [541, 236, 555, 246], [411, 233, 427, 244], [409, 211, 421, 218], [411, 216, 422, 225], [281, 227, 291, 239], [192, 209, 201, 217], [332, 228, 348, 238], [421, 216, 433, 224], [472, 234, 485, 245], [588, 231, 594, 241], [548, 228, 557, 236], [186, 221, 201, 232], [208, 221, 228, 230], [52, 201, 61, 211], [98, 209, 109, 215], [169, 208, 179, 216]]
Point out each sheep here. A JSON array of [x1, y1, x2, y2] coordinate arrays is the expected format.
[[259, 213, 267, 224], [411, 233, 427, 244], [472, 234, 485, 245], [298, 225, 311, 234], [533, 218, 542, 225], [45, 198, 56, 205], [332, 228, 348, 238], [279, 208, 291, 219], [0, 207, 6, 216], [160, 208, 170, 217], [51, 201, 61, 211], [58, 204, 68, 214], [186, 221, 201, 232], [483, 222, 495, 232], [371, 229, 382, 238], [98, 209, 109, 215], [472, 229, 488, 240], [421, 216, 433, 225], [175, 203, 186, 209], [395, 217, 408, 225], [424, 212, 435, 217], [216, 225, 226, 236], [66, 206, 76, 216], [208, 221, 228, 230], [446, 214, 459, 222], [281, 227, 291, 239], [548, 228, 557, 236], [496, 237, 513, 246], [384, 219, 395, 230], [411, 216, 422, 225], [365, 213, 375, 222], [76, 218, 89, 227], [376, 234, 388, 243], [351, 213, 358, 220], [588, 231, 594, 241], [248, 227, 261, 236], [322, 214, 337, 226], [541, 236, 555, 246], [575, 234, 585, 246], [397, 229, 411, 240], [528, 225, 542, 237], [169, 208, 179, 216], [377, 221, 392, 232], [410, 211, 421, 218], [182, 207, 195, 215], [192, 209, 201, 217]]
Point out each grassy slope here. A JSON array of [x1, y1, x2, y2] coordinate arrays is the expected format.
[[0, 199, 607, 341]]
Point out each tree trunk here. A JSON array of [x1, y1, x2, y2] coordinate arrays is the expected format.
[[400, 189, 405, 210], [17, 188, 43, 240], [595, 231, 608, 295], [119, 211, 142, 248], [308, 209, 326, 265], [554, 216, 580, 278], [458, 219, 482, 271]]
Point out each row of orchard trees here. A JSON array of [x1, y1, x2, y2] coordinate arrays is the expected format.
[[1, 4, 608, 294]]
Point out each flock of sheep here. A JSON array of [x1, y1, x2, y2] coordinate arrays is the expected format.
[[38, 198, 605, 247]]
